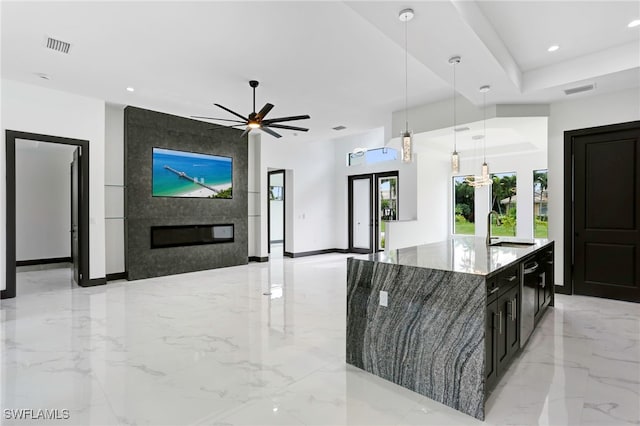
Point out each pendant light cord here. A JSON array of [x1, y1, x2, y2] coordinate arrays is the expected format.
[[404, 18, 409, 134], [453, 62, 457, 152], [483, 90, 487, 163]]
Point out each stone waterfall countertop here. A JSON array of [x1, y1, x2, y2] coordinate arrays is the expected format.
[[354, 236, 552, 277]]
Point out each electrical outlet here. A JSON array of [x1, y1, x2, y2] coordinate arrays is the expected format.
[[379, 291, 388, 307]]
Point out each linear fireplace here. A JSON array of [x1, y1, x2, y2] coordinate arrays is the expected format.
[[150, 224, 234, 249]]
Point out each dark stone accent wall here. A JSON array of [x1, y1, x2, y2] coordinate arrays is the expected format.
[[124, 106, 248, 280]]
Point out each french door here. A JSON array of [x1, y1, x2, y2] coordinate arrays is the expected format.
[[348, 171, 399, 253]]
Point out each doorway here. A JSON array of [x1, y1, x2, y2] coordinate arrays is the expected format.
[[268, 169, 286, 257], [348, 171, 399, 253], [564, 121, 640, 302], [2, 131, 91, 300]]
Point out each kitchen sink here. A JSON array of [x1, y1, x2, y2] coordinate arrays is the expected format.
[[490, 241, 536, 248]]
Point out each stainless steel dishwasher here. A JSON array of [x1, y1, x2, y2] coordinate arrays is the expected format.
[[521, 258, 541, 347]]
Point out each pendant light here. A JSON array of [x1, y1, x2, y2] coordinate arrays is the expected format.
[[399, 8, 414, 163], [449, 56, 461, 173], [465, 85, 492, 187]]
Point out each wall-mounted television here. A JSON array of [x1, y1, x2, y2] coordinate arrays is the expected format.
[[152, 147, 232, 198]]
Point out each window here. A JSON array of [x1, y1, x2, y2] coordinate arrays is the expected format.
[[533, 169, 548, 238], [453, 176, 475, 235], [490, 172, 517, 237], [269, 185, 283, 201], [348, 147, 398, 166]]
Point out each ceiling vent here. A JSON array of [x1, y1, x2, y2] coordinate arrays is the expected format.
[[564, 83, 595, 96], [44, 37, 71, 54], [332, 125, 347, 131]]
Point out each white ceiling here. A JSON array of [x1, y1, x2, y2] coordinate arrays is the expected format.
[[413, 117, 548, 157], [2, 1, 639, 145]]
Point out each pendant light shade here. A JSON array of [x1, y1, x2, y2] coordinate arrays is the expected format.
[[449, 56, 461, 173], [399, 8, 414, 163], [402, 131, 413, 163], [451, 151, 460, 173], [465, 85, 493, 187]]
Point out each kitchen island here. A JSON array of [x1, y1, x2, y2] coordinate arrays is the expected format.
[[346, 236, 554, 420]]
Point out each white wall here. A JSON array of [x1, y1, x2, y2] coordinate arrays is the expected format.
[[15, 141, 75, 261], [247, 133, 262, 258], [385, 147, 450, 250], [333, 127, 418, 249], [104, 104, 125, 275], [1, 79, 106, 288], [258, 136, 336, 256], [548, 88, 640, 286]]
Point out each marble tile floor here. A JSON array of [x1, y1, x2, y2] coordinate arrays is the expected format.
[[1, 253, 638, 426]]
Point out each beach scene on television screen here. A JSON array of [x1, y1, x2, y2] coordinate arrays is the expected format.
[[152, 148, 232, 198]]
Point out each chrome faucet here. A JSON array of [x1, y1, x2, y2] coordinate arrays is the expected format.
[[487, 210, 500, 246]]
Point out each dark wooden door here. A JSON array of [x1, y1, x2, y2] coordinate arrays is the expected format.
[[71, 148, 81, 285], [572, 122, 640, 302]]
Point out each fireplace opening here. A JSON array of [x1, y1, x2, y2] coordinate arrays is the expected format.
[[150, 224, 234, 249]]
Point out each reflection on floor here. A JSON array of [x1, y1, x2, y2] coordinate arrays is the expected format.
[[1, 254, 638, 425], [16, 262, 75, 296]]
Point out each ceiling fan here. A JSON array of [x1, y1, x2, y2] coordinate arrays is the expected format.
[[192, 80, 310, 138]]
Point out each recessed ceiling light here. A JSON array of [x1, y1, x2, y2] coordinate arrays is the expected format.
[[36, 73, 50, 80], [629, 19, 640, 28], [126, 87, 135, 92], [547, 45, 560, 52]]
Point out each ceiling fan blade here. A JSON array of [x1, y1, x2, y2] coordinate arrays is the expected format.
[[192, 116, 246, 124], [256, 103, 274, 120], [214, 103, 249, 121], [267, 124, 309, 132], [262, 114, 311, 125], [260, 126, 282, 138], [240, 127, 252, 138]]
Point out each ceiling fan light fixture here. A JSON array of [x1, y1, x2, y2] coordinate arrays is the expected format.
[[248, 121, 261, 129]]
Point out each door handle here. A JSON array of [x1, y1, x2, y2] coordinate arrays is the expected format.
[[489, 287, 500, 295], [499, 311, 503, 334], [507, 275, 517, 282], [511, 299, 517, 321]]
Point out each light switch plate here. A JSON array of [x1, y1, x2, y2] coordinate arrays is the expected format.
[[379, 291, 388, 307]]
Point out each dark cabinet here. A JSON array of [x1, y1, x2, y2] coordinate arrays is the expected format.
[[486, 268, 520, 392], [485, 299, 498, 391], [496, 283, 519, 376], [485, 243, 554, 394], [534, 247, 554, 323]]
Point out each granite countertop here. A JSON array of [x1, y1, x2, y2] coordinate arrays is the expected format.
[[354, 236, 552, 276]]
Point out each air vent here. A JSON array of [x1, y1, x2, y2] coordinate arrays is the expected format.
[[564, 84, 595, 96], [45, 37, 71, 54], [332, 125, 347, 131]]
